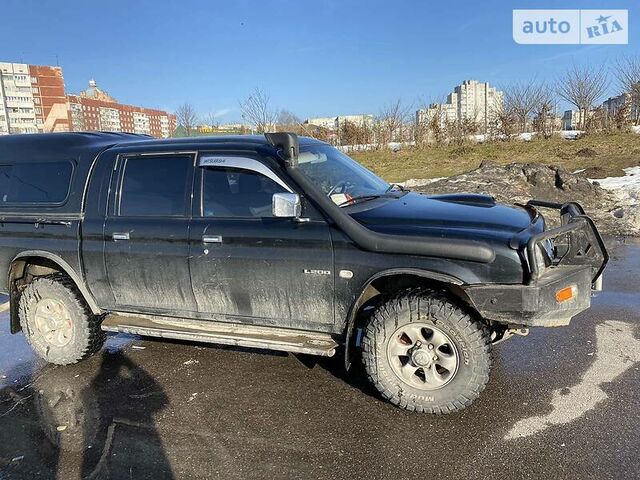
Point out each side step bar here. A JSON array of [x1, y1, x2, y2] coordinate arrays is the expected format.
[[101, 314, 339, 357]]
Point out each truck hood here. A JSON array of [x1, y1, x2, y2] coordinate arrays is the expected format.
[[349, 192, 535, 243]]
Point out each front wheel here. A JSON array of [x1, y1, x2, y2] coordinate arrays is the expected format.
[[361, 290, 492, 413]]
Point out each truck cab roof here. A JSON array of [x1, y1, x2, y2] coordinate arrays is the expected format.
[[0, 131, 325, 162], [0, 131, 325, 215]]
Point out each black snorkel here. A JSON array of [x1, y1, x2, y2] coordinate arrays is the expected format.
[[265, 132, 495, 263]]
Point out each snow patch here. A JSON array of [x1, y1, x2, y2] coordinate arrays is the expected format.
[[592, 166, 640, 195], [590, 166, 640, 235], [560, 130, 584, 140], [591, 166, 640, 209], [402, 177, 446, 188], [519, 132, 534, 141]]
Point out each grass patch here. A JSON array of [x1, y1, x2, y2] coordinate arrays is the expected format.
[[351, 132, 640, 182]]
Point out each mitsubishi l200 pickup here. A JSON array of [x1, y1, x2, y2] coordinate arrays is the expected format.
[[0, 132, 607, 413]]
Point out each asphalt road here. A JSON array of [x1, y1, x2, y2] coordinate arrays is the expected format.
[[0, 238, 638, 480]]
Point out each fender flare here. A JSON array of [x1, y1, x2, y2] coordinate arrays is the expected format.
[[9, 251, 102, 324], [343, 268, 464, 370]]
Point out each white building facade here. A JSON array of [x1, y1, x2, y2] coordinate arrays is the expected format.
[[417, 80, 503, 133], [305, 114, 374, 131], [0, 63, 38, 135], [133, 111, 151, 135]]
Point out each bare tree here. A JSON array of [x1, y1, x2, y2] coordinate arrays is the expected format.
[[175, 103, 198, 137], [446, 115, 480, 145], [502, 81, 548, 133], [203, 112, 219, 131], [424, 104, 448, 145], [276, 109, 301, 128], [488, 101, 518, 140], [612, 99, 632, 130], [376, 99, 412, 147], [337, 119, 372, 146], [532, 89, 557, 138], [273, 109, 325, 138], [239, 87, 277, 133], [615, 55, 640, 124], [414, 96, 443, 146], [557, 64, 609, 130], [413, 112, 430, 146], [338, 120, 358, 146], [532, 102, 554, 137], [302, 124, 333, 143]]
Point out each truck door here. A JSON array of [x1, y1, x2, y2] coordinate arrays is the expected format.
[[188, 154, 335, 331], [103, 152, 197, 314]]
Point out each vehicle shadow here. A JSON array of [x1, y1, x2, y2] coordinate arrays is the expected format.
[[0, 351, 174, 480], [296, 348, 382, 401]]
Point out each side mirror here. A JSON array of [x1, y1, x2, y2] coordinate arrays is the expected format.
[[272, 193, 301, 218]]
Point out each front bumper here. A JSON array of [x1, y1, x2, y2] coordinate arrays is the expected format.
[[463, 265, 593, 327], [463, 200, 609, 327]]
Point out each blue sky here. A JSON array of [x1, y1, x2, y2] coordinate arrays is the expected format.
[[1, 0, 638, 121]]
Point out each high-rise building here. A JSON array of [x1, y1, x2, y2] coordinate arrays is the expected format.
[[416, 80, 503, 133], [0, 62, 175, 138], [0, 62, 70, 135]]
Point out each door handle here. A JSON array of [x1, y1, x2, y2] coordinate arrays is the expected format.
[[112, 232, 130, 241], [202, 235, 223, 244]]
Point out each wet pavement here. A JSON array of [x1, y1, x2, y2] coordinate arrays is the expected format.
[[0, 238, 638, 480]]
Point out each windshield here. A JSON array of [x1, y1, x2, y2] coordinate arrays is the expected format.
[[297, 145, 390, 205]]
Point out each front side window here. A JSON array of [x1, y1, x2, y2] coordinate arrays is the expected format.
[[0, 161, 73, 204], [119, 155, 191, 216], [202, 167, 287, 218]]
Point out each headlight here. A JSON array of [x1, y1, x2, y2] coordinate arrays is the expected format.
[[543, 238, 554, 260], [533, 242, 552, 276]]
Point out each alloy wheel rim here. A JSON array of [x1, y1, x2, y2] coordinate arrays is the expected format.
[[34, 298, 73, 347], [386, 322, 459, 390]]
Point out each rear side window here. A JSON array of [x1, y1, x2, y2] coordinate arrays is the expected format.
[[119, 155, 192, 217], [0, 161, 73, 204]]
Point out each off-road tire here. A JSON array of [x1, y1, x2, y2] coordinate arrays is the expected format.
[[18, 274, 105, 365], [361, 289, 492, 413]]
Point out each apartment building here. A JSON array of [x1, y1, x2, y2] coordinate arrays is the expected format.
[[0, 62, 70, 135], [417, 80, 503, 132], [304, 116, 338, 130], [603, 92, 636, 122], [196, 123, 251, 134], [1, 62, 175, 138], [67, 80, 175, 138], [304, 114, 374, 131], [416, 102, 457, 127]]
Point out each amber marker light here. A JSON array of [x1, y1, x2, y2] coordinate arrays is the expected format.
[[555, 285, 577, 303]]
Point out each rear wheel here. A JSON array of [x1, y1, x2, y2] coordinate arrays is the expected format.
[[19, 274, 105, 365], [361, 290, 491, 413]]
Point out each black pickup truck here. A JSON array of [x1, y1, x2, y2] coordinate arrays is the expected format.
[[0, 131, 607, 413]]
